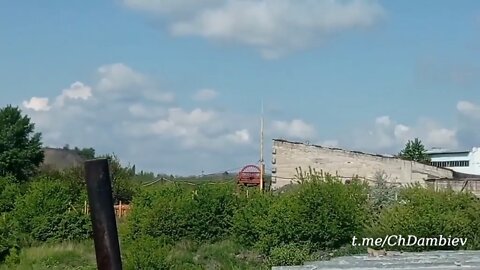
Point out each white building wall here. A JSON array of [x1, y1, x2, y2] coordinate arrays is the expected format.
[[429, 148, 480, 175], [271, 140, 454, 190]]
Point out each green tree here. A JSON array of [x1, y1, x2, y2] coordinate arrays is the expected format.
[[398, 138, 431, 164], [73, 147, 95, 160], [0, 105, 44, 181]]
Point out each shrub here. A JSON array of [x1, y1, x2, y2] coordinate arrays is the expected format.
[[122, 183, 193, 243], [123, 236, 172, 270], [122, 182, 239, 244], [232, 189, 274, 248], [14, 177, 91, 243], [0, 214, 20, 262], [367, 185, 480, 251], [0, 176, 21, 213], [252, 172, 370, 254], [188, 183, 239, 241], [268, 243, 309, 267]]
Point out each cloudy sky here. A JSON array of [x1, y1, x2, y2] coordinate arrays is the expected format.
[[1, 0, 480, 175]]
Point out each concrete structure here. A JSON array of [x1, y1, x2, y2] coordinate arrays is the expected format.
[[271, 139, 454, 190], [425, 178, 480, 197], [40, 147, 85, 171], [427, 148, 480, 175]]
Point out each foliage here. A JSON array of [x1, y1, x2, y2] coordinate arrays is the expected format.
[[398, 138, 431, 164], [0, 176, 21, 213], [268, 243, 309, 267], [122, 182, 239, 244], [0, 105, 44, 181], [122, 172, 371, 266], [0, 214, 20, 263], [123, 236, 172, 270], [367, 185, 480, 251], [188, 183, 239, 241], [13, 177, 91, 243], [40, 153, 139, 204], [101, 154, 138, 203], [369, 171, 399, 215], [232, 188, 274, 248], [253, 170, 370, 254]]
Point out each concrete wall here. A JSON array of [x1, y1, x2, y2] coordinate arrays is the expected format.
[[426, 179, 480, 197], [271, 140, 454, 190]]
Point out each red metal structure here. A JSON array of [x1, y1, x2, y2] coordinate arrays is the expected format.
[[237, 165, 261, 186]]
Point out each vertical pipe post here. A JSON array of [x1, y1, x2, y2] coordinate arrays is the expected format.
[[85, 159, 123, 270], [260, 100, 264, 191]]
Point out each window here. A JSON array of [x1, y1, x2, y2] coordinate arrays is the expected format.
[[431, 160, 469, 167]]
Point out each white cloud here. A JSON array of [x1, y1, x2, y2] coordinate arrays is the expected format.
[[97, 63, 147, 92], [226, 129, 251, 144], [193, 88, 218, 101], [55, 81, 92, 107], [426, 128, 457, 149], [122, 0, 385, 58], [271, 119, 316, 140], [375, 115, 391, 126], [457, 101, 480, 120], [22, 64, 260, 175], [353, 116, 458, 153], [22, 97, 51, 112], [145, 91, 175, 103], [393, 124, 411, 143], [150, 108, 215, 137]]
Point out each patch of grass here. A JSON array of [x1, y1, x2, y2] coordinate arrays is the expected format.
[[168, 239, 269, 270], [1, 241, 96, 270]]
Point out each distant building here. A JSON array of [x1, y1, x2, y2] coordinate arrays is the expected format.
[[427, 148, 480, 175]]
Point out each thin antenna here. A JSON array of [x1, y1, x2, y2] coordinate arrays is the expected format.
[[260, 100, 264, 191]]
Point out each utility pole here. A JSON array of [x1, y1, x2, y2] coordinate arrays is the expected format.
[[260, 100, 264, 191]]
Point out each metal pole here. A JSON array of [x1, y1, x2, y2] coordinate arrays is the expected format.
[[260, 100, 264, 191], [85, 159, 123, 270]]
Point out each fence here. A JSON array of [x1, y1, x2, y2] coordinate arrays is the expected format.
[[83, 201, 131, 218]]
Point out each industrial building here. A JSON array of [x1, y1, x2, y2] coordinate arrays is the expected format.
[[427, 148, 480, 175], [270, 139, 480, 196]]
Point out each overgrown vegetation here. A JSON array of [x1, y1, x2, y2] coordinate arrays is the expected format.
[[2, 104, 480, 269]]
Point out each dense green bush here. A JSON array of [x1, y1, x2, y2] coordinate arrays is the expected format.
[[233, 189, 274, 248], [0, 214, 20, 262], [122, 183, 193, 243], [367, 185, 480, 250], [268, 243, 309, 267], [236, 173, 370, 255], [188, 183, 239, 241], [0, 176, 21, 213], [14, 177, 91, 243], [123, 236, 172, 270], [122, 182, 239, 244]]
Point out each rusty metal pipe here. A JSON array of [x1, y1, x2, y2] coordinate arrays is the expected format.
[[85, 159, 123, 270]]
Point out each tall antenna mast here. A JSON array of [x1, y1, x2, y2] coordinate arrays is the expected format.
[[260, 100, 264, 191]]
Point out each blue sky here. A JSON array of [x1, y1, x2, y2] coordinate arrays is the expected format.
[[1, 0, 480, 175]]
